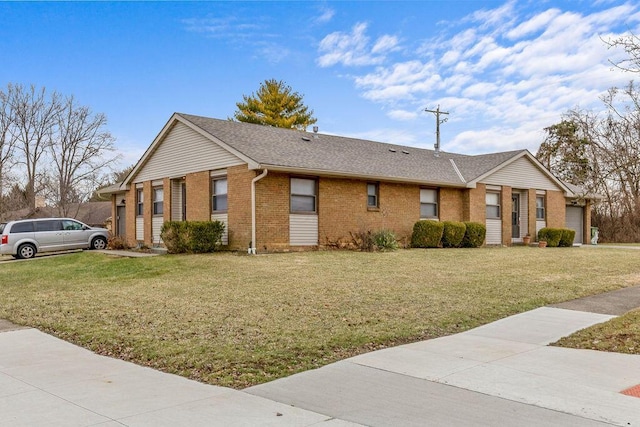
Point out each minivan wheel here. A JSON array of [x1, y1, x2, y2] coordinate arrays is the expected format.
[[17, 243, 36, 259], [91, 236, 107, 250]]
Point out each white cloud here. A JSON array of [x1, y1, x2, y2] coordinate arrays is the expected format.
[[315, 6, 335, 24], [317, 22, 398, 67], [316, 1, 640, 154]]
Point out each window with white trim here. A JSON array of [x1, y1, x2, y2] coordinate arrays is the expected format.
[[486, 192, 501, 219], [212, 178, 228, 212], [420, 188, 438, 218], [152, 187, 163, 215], [367, 183, 379, 208], [136, 189, 144, 216], [290, 177, 317, 213], [536, 196, 545, 220]]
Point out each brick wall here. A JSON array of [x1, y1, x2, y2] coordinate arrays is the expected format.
[[255, 171, 290, 251], [501, 186, 512, 246], [527, 189, 537, 238], [163, 177, 171, 222], [546, 190, 565, 228], [440, 188, 464, 221], [227, 165, 255, 250], [317, 178, 419, 247], [185, 171, 211, 221], [143, 181, 152, 244], [463, 184, 486, 223]]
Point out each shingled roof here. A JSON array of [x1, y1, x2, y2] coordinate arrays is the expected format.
[[176, 113, 530, 188]]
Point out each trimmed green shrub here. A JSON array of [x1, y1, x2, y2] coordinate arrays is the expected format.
[[372, 229, 399, 251], [537, 227, 563, 247], [161, 220, 225, 254], [411, 220, 444, 248], [441, 221, 466, 248], [559, 228, 576, 247], [461, 222, 486, 248]]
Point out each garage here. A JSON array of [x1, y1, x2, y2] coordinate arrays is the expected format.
[[566, 206, 584, 244]]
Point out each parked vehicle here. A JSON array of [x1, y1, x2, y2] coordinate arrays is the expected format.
[[0, 218, 109, 259]]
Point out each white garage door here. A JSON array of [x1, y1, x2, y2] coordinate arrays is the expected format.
[[566, 206, 583, 244]]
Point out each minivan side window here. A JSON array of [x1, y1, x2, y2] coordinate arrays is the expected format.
[[10, 222, 34, 233], [62, 220, 83, 231], [35, 220, 62, 232]]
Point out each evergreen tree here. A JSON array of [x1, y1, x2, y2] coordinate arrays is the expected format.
[[233, 79, 317, 130]]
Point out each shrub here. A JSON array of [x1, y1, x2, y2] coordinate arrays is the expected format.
[[372, 229, 399, 251], [107, 235, 130, 250], [441, 221, 466, 248], [537, 227, 563, 247], [411, 220, 444, 248], [461, 222, 486, 248], [559, 228, 576, 247], [160, 220, 225, 254]]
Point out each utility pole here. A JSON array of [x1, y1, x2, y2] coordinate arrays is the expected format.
[[425, 105, 449, 156]]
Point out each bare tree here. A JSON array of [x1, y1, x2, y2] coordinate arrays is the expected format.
[[604, 32, 640, 73], [538, 82, 640, 242], [0, 86, 17, 217], [8, 84, 62, 211], [46, 95, 119, 216]]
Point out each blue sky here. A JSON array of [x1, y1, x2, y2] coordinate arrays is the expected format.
[[1, 1, 638, 171]]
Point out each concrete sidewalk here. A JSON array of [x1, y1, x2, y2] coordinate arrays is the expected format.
[[2, 305, 640, 425]]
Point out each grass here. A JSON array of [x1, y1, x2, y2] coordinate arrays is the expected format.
[[0, 247, 639, 389], [554, 309, 640, 354]]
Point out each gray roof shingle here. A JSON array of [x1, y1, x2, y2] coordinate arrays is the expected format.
[[177, 113, 526, 187]]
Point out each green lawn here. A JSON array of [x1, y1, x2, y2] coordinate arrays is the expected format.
[[0, 247, 639, 389]]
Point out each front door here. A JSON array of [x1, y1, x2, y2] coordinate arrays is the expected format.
[[116, 205, 126, 237], [512, 194, 520, 238]]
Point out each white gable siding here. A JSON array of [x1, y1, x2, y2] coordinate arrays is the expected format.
[[135, 122, 244, 182], [480, 158, 561, 190]]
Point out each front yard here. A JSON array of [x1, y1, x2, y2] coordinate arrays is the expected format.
[[0, 247, 638, 389]]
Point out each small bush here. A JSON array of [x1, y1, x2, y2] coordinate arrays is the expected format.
[[107, 235, 130, 250], [537, 227, 563, 247], [350, 230, 375, 252], [161, 220, 225, 254], [559, 228, 576, 247], [411, 220, 444, 248], [372, 229, 399, 251], [441, 221, 466, 248], [461, 222, 486, 248]]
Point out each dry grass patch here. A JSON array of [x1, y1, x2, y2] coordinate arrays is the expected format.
[[0, 247, 638, 388]]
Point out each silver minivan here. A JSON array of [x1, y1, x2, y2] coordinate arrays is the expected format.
[[0, 218, 109, 259]]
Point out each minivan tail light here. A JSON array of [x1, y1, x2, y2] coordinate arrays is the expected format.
[[1, 235, 7, 245]]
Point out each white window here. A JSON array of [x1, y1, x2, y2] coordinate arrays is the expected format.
[[212, 178, 228, 212], [486, 192, 501, 219], [136, 189, 144, 216], [536, 196, 545, 220], [367, 183, 379, 208], [153, 187, 163, 215], [420, 188, 438, 218], [291, 178, 317, 213]]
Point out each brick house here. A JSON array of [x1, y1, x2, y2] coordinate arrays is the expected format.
[[103, 113, 595, 252]]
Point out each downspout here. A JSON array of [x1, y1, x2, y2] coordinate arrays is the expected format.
[[250, 169, 268, 255]]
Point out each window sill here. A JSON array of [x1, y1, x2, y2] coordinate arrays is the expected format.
[[367, 207, 380, 212]]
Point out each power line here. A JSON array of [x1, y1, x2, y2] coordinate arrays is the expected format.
[[425, 105, 449, 156]]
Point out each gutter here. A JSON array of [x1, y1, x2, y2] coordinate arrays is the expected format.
[[250, 169, 268, 254]]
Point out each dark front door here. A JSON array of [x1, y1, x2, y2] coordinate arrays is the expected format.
[[181, 182, 187, 221], [512, 194, 520, 238], [117, 205, 126, 237]]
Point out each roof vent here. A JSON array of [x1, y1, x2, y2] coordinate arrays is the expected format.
[[313, 126, 319, 139], [402, 150, 410, 154], [301, 136, 311, 141], [389, 148, 396, 153]]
